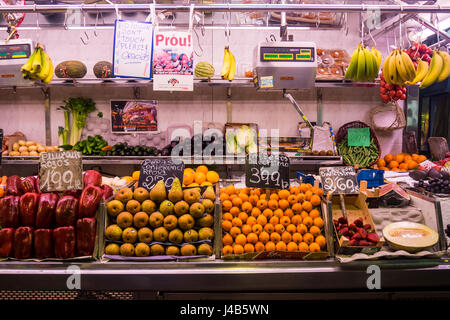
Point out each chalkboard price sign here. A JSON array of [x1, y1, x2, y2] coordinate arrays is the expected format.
[[245, 153, 290, 189], [138, 159, 185, 191], [39, 151, 83, 192], [319, 166, 359, 195]]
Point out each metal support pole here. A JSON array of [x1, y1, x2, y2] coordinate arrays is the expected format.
[[317, 88, 323, 126], [42, 88, 51, 146], [226, 87, 232, 123], [411, 15, 450, 42]]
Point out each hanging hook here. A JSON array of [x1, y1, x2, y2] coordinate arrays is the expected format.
[[80, 11, 89, 45], [63, 11, 68, 30], [93, 12, 99, 37], [188, 4, 195, 33]]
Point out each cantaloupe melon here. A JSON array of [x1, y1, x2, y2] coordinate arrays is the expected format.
[[382, 222, 438, 253]]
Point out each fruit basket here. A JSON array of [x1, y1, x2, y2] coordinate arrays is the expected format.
[[102, 178, 216, 261]]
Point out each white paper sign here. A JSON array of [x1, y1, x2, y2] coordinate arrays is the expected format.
[[113, 20, 153, 79], [153, 31, 194, 91]]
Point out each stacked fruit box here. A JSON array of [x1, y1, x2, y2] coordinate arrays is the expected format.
[[102, 177, 217, 261], [219, 184, 330, 260]]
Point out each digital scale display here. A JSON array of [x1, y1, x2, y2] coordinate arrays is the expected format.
[[260, 46, 314, 62], [0, 43, 31, 60]]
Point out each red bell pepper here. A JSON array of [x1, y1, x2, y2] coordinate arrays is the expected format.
[[76, 217, 97, 256], [0, 196, 20, 228], [0, 228, 14, 258], [14, 226, 33, 259], [6, 175, 22, 196], [19, 176, 36, 194], [78, 185, 103, 218], [101, 185, 113, 201], [19, 192, 40, 227], [55, 195, 79, 227], [34, 229, 53, 259], [35, 193, 59, 228], [63, 189, 82, 199], [53, 226, 75, 259], [83, 170, 102, 187], [35, 176, 41, 194]]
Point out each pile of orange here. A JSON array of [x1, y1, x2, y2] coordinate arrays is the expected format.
[[376, 153, 426, 171], [183, 165, 220, 187], [221, 184, 327, 256]]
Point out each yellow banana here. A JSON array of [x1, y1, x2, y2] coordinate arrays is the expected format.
[[20, 50, 36, 75], [220, 47, 231, 79], [395, 50, 409, 84], [43, 58, 54, 84], [420, 50, 444, 89], [389, 50, 400, 85], [345, 44, 360, 80], [405, 59, 428, 85], [31, 47, 42, 74], [400, 50, 416, 82], [363, 48, 374, 81], [437, 50, 450, 83], [371, 46, 382, 69], [382, 51, 394, 84], [37, 50, 51, 81], [227, 50, 236, 81], [356, 45, 366, 82]]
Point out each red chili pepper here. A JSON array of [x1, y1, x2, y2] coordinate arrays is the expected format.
[[0, 228, 15, 258], [34, 229, 53, 259], [78, 185, 103, 218], [83, 170, 102, 187], [55, 195, 79, 227], [0, 195, 20, 228], [19, 176, 36, 194], [6, 175, 22, 196], [36, 193, 59, 228], [76, 217, 97, 256], [53, 226, 75, 259], [14, 227, 34, 259], [35, 176, 41, 194], [19, 192, 40, 227]]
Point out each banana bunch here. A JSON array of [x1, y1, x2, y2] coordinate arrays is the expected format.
[[419, 50, 450, 89], [404, 59, 429, 86], [20, 44, 54, 84], [220, 46, 236, 81], [345, 43, 381, 82], [382, 49, 417, 86]]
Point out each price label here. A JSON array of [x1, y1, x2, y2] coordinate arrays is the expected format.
[[319, 166, 359, 195], [348, 127, 370, 147], [245, 153, 290, 189], [39, 151, 83, 192], [138, 158, 184, 191]]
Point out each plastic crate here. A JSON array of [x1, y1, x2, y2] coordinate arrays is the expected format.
[[296, 171, 321, 187], [357, 169, 385, 188]]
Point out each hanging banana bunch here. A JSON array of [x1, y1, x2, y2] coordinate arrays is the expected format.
[[220, 46, 236, 82], [345, 43, 381, 82], [20, 43, 54, 84]]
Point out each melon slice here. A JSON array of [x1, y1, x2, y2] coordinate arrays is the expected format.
[[382, 222, 439, 253]]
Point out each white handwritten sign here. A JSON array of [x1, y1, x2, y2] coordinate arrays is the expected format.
[[39, 151, 83, 192], [113, 20, 154, 79], [319, 166, 359, 195], [138, 159, 185, 191]]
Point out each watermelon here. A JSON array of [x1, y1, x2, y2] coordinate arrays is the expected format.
[[195, 62, 215, 78]]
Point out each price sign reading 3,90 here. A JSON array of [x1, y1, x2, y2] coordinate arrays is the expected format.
[[245, 153, 290, 189], [319, 166, 359, 195]]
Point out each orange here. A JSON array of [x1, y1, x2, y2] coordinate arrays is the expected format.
[[309, 209, 320, 219], [244, 243, 255, 253], [296, 193, 305, 203], [388, 161, 399, 169], [404, 155, 412, 163], [303, 216, 313, 228], [315, 235, 326, 249], [230, 206, 240, 217], [270, 232, 281, 244], [229, 194, 237, 201], [311, 186, 320, 195], [303, 233, 314, 245], [305, 183, 313, 190], [407, 160, 419, 170], [194, 172, 207, 185], [256, 215, 267, 226], [251, 207, 261, 218], [384, 154, 393, 163], [241, 224, 252, 235], [259, 231, 270, 244], [262, 208, 274, 219], [222, 245, 234, 256], [309, 226, 321, 237], [287, 242, 298, 252], [233, 244, 244, 254], [269, 216, 279, 226], [222, 233, 233, 246], [222, 200, 232, 212], [222, 220, 232, 232], [267, 199, 279, 210], [265, 241, 276, 251], [278, 199, 289, 210], [206, 170, 219, 184], [287, 195, 298, 205], [300, 211, 310, 220], [247, 233, 259, 244], [269, 193, 279, 201], [256, 199, 268, 211], [316, 188, 324, 197], [292, 233, 303, 244], [297, 224, 308, 235], [394, 154, 404, 164], [302, 201, 313, 212], [242, 188, 251, 195], [222, 212, 233, 221], [238, 193, 249, 203], [183, 172, 195, 185], [235, 234, 247, 246], [292, 203, 303, 214], [238, 212, 248, 223], [249, 195, 259, 206], [313, 217, 324, 228], [274, 209, 284, 219], [231, 197, 243, 207], [291, 215, 302, 226], [411, 153, 419, 162], [310, 195, 321, 207], [274, 224, 285, 234], [196, 165, 209, 175], [241, 202, 253, 214], [252, 224, 263, 235], [286, 224, 297, 235], [259, 194, 267, 200], [309, 242, 321, 252], [299, 183, 309, 193], [280, 216, 291, 227], [250, 189, 261, 197], [278, 189, 290, 200], [232, 217, 243, 228], [230, 227, 241, 238], [255, 241, 265, 252], [281, 231, 292, 243], [291, 186, 300, 195], [398, 163, 408, 171], [225, 184, 236, 195], [246, 216, 257, 227], [298, 242, 309, 252], [377, 158, 386, 168], [304, 190, 313, 201], [275, 241, 287, 251], [264, 223, 274, 234], [284, 208, 294, 219], [220, 193, 230, 202]]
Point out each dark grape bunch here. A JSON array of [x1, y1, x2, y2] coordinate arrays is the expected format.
[[416, 178, 450, 194]]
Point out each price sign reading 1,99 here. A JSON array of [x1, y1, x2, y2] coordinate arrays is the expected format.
[[319, 166, 359, 195], [39, 150, 83, 192], [245, 153, 290, 189]]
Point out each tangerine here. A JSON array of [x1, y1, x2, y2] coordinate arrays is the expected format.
[[238, 193, 249, 203], [231, 197, 243, 207], [291, 215, 302, 226], [246, 216, 257, 226], [292, 203, 303, 214], [292, 233, 303, 244], [287, 195, 298, 205], [232, 217, 243, 228], [238, 212, 248, 223], [241, 202, 253, 214], [267, 199, 279, 210], [303, 216, 313, 228], [222, 233, 233, 246], [287, 242, 298, 252], [315, 235, 326, 249], [302, 201, 313, 212], [256, 215, 267, 226], [275, 241, 287, 251], [303, 233, 314, 245], [241, 224, 252, 235], [222, 212, 233, 221], [309, 242, 321, 252], [222, 220, 232, 232], [274, 224, 285, 234], [265, 241, 276, 251], [309, 225, 321, 237], [298, 242, 309, 252], [281, 231, 292, 243], [255, 241, 265, 252], [235, 234, 247, 246], [310, 195, 321, 207], [269, 216, 279, 226], [256, 199, 268, 210], [262, 208, 274, 219], [247, 232, 259, 244], [252, 224, 263, 235], [244, 243, 255, 253], [194, 172, 207, 185], [230, 206, 240, 217], [229, 227, 241, 238], [222, 245, 233, 255], [274, 209, 284, 219], [284, 208, 294, 219], [269, 193, 279, 201], [278, 189, 290, 200], [222, 200, 232, 212], [259, 231, 270, 244], [233, 244, 244, 254], [297, 224, 308, 235], [270, 232, 281, 243], [313, 217, 325, 228], [280, 216, 291, 227], [251, 207, 261, 218], [278, 199, 290, 210], [264, 223, 274, 234], [286, 224, 297, 235], [309, 209, 320, 219]]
